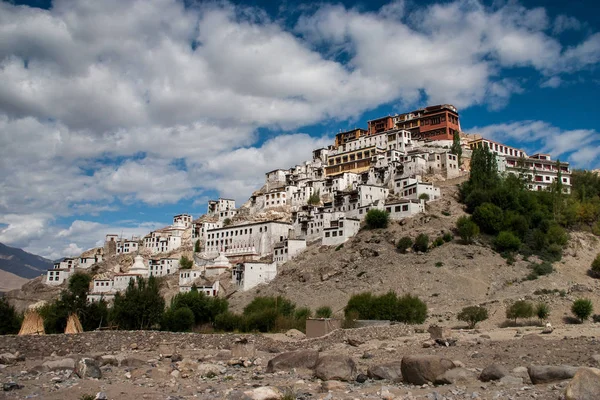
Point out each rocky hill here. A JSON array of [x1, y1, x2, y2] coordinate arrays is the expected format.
[[229, 182, 600, 329], [0, 242, 51, 279]]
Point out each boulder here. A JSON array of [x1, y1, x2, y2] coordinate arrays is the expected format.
[[367, 361, 403, 382], [321, 380, 347, 392], [527, 365, 579, 384], [96, 355, 118, 367], [565, 368, 600, 400], [266, 350, 319, 373], [434, 367, 477, 385], [401, 355, 456, 385], [197, 363, 226, 377], [0, 353, 17, 365], [243, 387, 282, 400], [314, 355, 357, 382], [588, 354, 600, 367], [119, 356, 145, 367], [479, 364, 509, 382], [499, 375, 524, 385], [42, 358, 76, 371], [76, 358, 102, 379]]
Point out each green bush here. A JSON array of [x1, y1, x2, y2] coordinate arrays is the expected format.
[[532, 262, 553, 277], [396, 236, 413, 253], [593, 314, 600, 323], [214, 312, 246, 332], [572, 298, 593, 323], [494, 231, 521, 252], [456, 216, 480, 244], [506, 300, 534, 322], [433, 237, 445, 247], [395, 294, 428, 324], [419, 193, 430, 202], [315, 306, 332, 318], [294, 307, 312, 321], [535, 303, 550, 321], [590, 253, 600, 278], [442, 232, 453, 242], [457, 305, 488, 329], [179, 255, 193, 269], [365, 209, 389, 229], [413, 233, 429, 253], [243, 296, 295, 317], [194, 239, 201, 253], [344, 292, 375, 319], [110, 276, 165, 330], [168, 288, 228, 325], [0, 298, 22, 335], [344, 292, 427, 324], [472, 203, 504, 234], [162, 307, 195, 332]]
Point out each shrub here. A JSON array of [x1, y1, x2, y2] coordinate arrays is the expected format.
[[223, 218, 232, 226], [365, 209, 389, 229], [457, 306, 488, 329], [179, 255, 193, 269], [315, 306, 332, 318], [110, 276, 165, 330], [442, 232, 453, 242], [419, 193, 430, 202], [433, 237, 445, 247], [593, 314, 600, 323], [494, 231, 521, 252], [532, 262, 553, 277], [590, 253, 600, 278], [396, 236, 413, 253], [335, 244, 344, 251], [344, 292, 427, 324], [294, 307, 312, 321], [435, 261, 443, 268], [0, 298, 22, 335], [162, 307, 195, 332], [243, 296, 295, 317], [169, 289, 228, 325], [535, 303, 550, 321], [572, 298, 593, 323], [506, 300, 534, 323], [194, 239, 201, 253], [472, 203, 504, 234], [214, 312, 246, 332], [395, 294, 428, 324], [456, 216, 480, 244], [413, 234, 429, 253]]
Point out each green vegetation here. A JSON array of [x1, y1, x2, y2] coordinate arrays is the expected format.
[[396, 236, 413, 253], [413, 233, 429, 253], [179, 255, 193, 269], [457, 305, 488, 329], [194, 239, 201, 253], [494, 231, 521, 252], [535, 302, 550, 321], [572, 298, 593, 323], [435, 261, 443, 268], [110, 276, 165, 330], [315, 306, 332, 318], [344, 291, 427, 324], [456, 216, 480, 244], [442, 232, 454, 242], [162, 287, 228, 331], [365, 209, 389, 229], [433, 236, 445, 247], [451, 131, 463, 166], [590, 253, 600, 278], [506, 300, 534, 323], [419, 193, 430, 202], [527, 261, 554, 280], [0, 298, 22, 335], [307, 189, 321, 206], [223, 218, 232, 226]]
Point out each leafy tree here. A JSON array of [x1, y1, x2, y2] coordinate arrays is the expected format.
[[468, 145, 499, 190], [315, 306, 332, 318], [506, 300, 534, 323], [365, 209, 389, 229], [344, 292, 375, 319], [294, 307, 312, 321], [494, 231, 521, 252], [395, 294, 428, 324], [179, 255, 193, 269], [162, 307, 195, 332], [307, 189, 321, 206], [473, 203, 504, 234], [194, 239, 201, 253], [168, 288, 228, 325], [456, 216, 480, 244], [223, 218, 232, 226], [572, 298, 593, 323], [243, 296, 295, 317], [457, 305, 488, 329], [0, 298, 21, 335], [396, 236, 413, 253], [590, 253, 600, 278], [451, 131, 462, 166], [110, 276, 165, 330], [344, 292, 427, 324], [419, 193, 430, 202], [413, 233, 429, 252], [535, 303, 550, 321]]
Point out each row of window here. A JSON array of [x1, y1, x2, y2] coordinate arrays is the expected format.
[[385, 205, 410, 213], [324, 230, 344, 238]]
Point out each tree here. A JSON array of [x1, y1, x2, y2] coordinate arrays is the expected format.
[[472, 203, 504, 234], [456, 216, 480, 244], [168, 289, 228, 325], [162, 306, 195, 332], [194, 239, 201, 253], [396, 236, 413, 253], [468, 145, 499, 190], [315, 306, 332, 318], [572, 298, 593, 323], [419, 193, 430, 202], [179, 255, 193, 269], [506, 300, 534, 323], [494, 231, 521, 252], [395, 294, 428, 324], [451, 131, 462, 166], [307, 189, 321, 206], [223, 218, 232, 226], [535, 303, 550, 322], [413, 233, 429, 253], [365, 209, 389, 229], [0, 298, 21, 335], [457, 305, 488, 329], [110, 276, 165, 330], [590, 253, 600, 278]]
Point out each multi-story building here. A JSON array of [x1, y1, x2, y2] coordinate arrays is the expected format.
[[392, 104, 461, 141], [468, 138, 527, 158], [232, 261, 278, 292], [45, 258, 76, 285], [322, 216, 361, 246], [273, 238, 307, 265], [148, 257, 180, 277], [500, 153, 571, 193]]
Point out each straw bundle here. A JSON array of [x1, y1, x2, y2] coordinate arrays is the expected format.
[[64, 313, 84, 334], [18, 310, 45, 335]]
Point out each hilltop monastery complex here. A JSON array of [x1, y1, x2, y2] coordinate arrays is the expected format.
[[42, 104, 573, 303]]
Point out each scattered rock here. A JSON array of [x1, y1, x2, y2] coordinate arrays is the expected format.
[[76, 357, 102, 379], [367, 361, 403, 382], [564, 367, 600, 400], [97, 355, 118, 366], [0, 353, 17, 365], [266, 350, 319, 373], [198, 363, 226, 377], [42, 358, 75, 371], [480, 364, 509, 382], [3, 382, 23, 391], [401, 355, 457, 385], [435, 367, 477, 385], [321, 380, 346, 392], [170, 353, 183, 363], [527, 365, 579, 384], [499, 375, 524, 385], [314, 355, 357, 382], [95, 392, 107, 400], [356, 373, 368, 383], [243, 386, 282, 400]]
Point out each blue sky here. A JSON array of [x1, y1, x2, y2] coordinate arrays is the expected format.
[[0, 0, 599, 259]]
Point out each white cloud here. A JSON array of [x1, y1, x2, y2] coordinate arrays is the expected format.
[[540, 76, 562, 88], [553, 14, 583, 34]]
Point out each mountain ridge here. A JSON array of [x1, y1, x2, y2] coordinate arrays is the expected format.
[[0, 242, 52, 280]]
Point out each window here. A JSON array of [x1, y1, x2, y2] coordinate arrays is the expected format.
[[332, 231, 337, 237], [395, 206, 401, 212]]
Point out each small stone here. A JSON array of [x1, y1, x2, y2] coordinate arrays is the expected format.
[[95, 392, 107, 400], [356, 373, 368, 383]]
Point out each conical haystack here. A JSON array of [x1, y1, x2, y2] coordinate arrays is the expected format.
[[64, 313, 83, 334], [19, 310, 45, 335]]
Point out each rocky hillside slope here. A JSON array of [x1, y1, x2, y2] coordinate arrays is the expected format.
[[0, 242, 51, 280], [229, 183, 600, 329]]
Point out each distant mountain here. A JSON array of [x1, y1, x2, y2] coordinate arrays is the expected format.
[[0, 242, 52, 280]]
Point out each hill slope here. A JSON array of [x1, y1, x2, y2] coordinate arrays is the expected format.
[[0, 242, 51, 279]]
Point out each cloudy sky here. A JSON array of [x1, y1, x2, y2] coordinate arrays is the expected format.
[[0, 0, 599, 260]]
